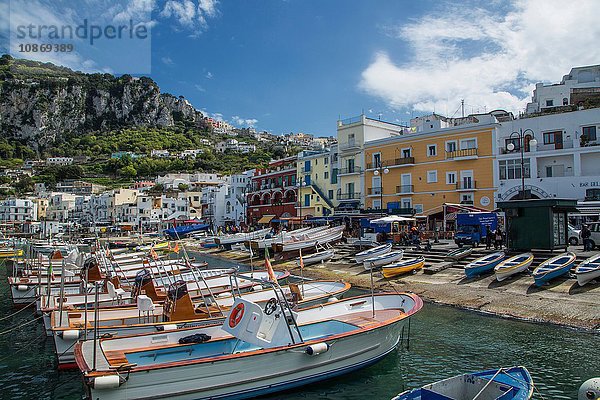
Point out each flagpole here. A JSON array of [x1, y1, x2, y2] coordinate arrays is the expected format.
[[299, 248, 304, 297]]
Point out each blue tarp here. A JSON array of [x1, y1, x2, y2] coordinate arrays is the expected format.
[[163, 223, 210, 239]]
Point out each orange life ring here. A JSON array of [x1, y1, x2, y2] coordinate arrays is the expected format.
[[228, 303, 245, 328]]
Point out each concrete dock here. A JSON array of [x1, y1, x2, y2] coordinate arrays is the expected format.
[[189, 240, 600, 331]]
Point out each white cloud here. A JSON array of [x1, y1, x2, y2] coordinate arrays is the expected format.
[[231, 116, 258, 127], [205, 71, 213, 79], [359, 0, 600, 115], [194, 84, 205, 92], [161, 56, 174, 65], [160, 0, 219, 35]]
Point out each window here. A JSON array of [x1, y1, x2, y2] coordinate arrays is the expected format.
[[460, 193, 474, 205], [331, 168, 338, 184], [543, 131, 561, 144], [460, 138, 477, 150], [324, 171, 329, 179], [324, 157, 328, 165], [414, 204, 423, 214], [446, 171, 457, 184], [546, 99, 554, 107], [373, 199, 382, 209], [446, 141, 457, 152], [563, 97, 568, 105], [427, 144, 437, 157], [373, 153, 381, 168], [402, 148, 411, 158], [328, 190, 334, 200], [505, 137, 521, 151], [582, 126, 597, 141], [545, 165, 565, 178], [499, 159, 531, 180], [401, 198, 412, 209], [427, 170, 438, 183]]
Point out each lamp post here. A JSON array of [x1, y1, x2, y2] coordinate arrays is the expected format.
[[373, 164, 389, 215], [506, 128, 537, 199], [297, 178, 307, 228]]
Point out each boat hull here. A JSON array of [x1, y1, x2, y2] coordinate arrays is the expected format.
[[464, 252, 505, 279], [577, 267, 600, 286], [354, 243, 392, 264], [382, 258, 424, 279], [533, 265, 572, 286], [84, 318, 407, 400], [494, 254, 533, 282]]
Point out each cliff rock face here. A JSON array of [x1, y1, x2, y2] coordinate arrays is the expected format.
[[0, 58, 204, 148]]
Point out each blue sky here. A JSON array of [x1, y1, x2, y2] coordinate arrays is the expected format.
[[2, 0, 600, 137]]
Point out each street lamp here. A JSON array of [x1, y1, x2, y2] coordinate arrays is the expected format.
[[373, 165, 389, 215], [297, 178, 308, 227], [506, 128, 537, 199]]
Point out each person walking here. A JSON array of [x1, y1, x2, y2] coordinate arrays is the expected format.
[[485, 226, 492, 249], [581, 224, 592, 251], [494, 228, 503, 250]]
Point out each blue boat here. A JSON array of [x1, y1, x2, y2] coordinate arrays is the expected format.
[[392, 366, 534, 400], [464, 252, 505, 278], [532, 252, 576, 287], [163, 223, 210, 239]]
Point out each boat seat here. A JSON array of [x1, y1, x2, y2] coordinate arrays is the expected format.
[[107, 281, 126, 304]]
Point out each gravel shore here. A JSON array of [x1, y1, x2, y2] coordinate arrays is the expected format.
[[190, 243, 600, 331]]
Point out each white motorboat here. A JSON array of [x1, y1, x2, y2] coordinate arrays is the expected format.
[[274, 226, 344, 253], [575, 253, 600, 286], [354, 243, 392, 264], [296, 249, 335, 267], [52, 279, 350, 366], [75, 291, 423, 400], [363, 250, 403, 270], [214, 228, 272, 247]]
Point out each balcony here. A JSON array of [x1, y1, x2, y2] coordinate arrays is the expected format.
[[456, 181, 477, 191], [339, 140, 362, 153], [446, 148, 478, 160], [366, 157, 415, 169], [396, 185, 414, 194], [367, 187, 382, 196], [338, 192, 361, 200], [534, 139, 574, 152], [300, 166, 311, 173], [338, 166, 362, 175]]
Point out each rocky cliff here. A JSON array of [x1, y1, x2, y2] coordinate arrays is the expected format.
[[0, 55, 205, 148]]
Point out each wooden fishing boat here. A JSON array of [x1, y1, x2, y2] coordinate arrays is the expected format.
[[250, 227, 326, 250], [532, 252, 576, 286], [464, 251, 505, 278], [75, 291, 423, 400], [274, 225, 344, 253], [444, 246, 473, 261], [295, 249, 335, 267], [575, 253, 600, 286], [214, 228, 272, 247], [354, 243, 392, 264], [392, 366, 534, 400], [52, 279, 349, 367], [382, 256, 425, 278], [494, 253, 534, 281], [363, 250, 403, 270]]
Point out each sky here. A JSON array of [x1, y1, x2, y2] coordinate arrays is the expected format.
[[2, 0, 600, 137]]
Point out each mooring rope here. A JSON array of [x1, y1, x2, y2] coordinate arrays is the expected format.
[[0, 315, 44, 336]]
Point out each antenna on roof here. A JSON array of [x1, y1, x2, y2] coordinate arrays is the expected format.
[[461, 99, 465, 118]]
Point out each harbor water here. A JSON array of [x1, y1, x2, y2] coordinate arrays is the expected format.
[[0, 253, 598, 399]]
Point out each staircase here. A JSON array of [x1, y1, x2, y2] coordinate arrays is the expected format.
[[309, 183, 334, 209]]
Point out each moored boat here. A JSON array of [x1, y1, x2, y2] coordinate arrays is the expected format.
[[392, 366, 534, 400], [363, 250, 403, 270], [532, 251, 576, 286], [0, 248, 23, 258], [274, 225, 344, 253], [75, 291, 423, 400], [494, 253, 534, 281], [575, 253, 600, 286], [464, 251, 505, 278], [295, 249, 335, 267], [444, 246, 472, 261], [382, 256, 425, 278], [354, 243, 392, 264]]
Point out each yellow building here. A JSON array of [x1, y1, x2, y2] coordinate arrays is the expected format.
[[363, 114, 498, 215], [296, 148, 338, 218]]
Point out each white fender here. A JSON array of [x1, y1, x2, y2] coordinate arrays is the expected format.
[[163, 324, 178, 331], [327, 296, 339, 303], [17, 285, 29, 291], [92, 375, 123, 389], [305, 342, 329, 355], [579, 378, 600, 400], [61, 330, 80, 340]]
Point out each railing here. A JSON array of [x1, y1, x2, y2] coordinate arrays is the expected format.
[[338, 166, 362, 175], [537, 170, 574, 178], [339, 115, 362, 126], [338, 192, 361, 200], [300, 166, 311, 173], [456, 181, 477, 190], [339, 141, 361, 152], [535, 139, 574, 152], [446, 148, 478, 159], [367, 187, 382, 195], [396, 185, 414, 194], [366, 156, 415, 169]]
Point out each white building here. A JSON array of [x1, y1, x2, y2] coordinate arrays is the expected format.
[[526, 65, 600, 114], [47, 193, 77, 222], [223, 171, 254, 226], [46, 157, 74, 166], [0, 198, 38, 222], [155, 173, 225, 190], [496, 107, 600, 203], [151, 149, 170, 158]]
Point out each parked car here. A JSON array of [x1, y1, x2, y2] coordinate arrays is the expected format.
[[583, 222, 600, 250], [568, 224, 581, 245]]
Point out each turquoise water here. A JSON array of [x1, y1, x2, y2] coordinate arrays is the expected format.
[[0, 254, 598, 399]]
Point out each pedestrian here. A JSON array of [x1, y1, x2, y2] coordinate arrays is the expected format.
[[494, 228, 503, 250], [581, 224, 592, 251], [485, 226, 492, 249]]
